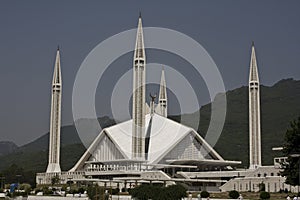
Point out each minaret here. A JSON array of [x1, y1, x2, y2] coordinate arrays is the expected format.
[[132, 14, 146, 159], [248, 42, 262, 169], [158, 68, 167, 117], [46, 48, 62, 173]]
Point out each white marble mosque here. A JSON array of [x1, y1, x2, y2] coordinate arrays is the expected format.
[[36, 16, 298, 193]]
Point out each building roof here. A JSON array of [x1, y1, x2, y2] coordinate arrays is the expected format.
[[70, 114, 240, 172]]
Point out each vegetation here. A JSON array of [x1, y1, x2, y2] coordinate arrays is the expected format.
[[171, 78, 300, 166], [260, 191, 270, 199], [51, 175, 60, 186], [200, 190, 210, 198], [87, 184, 105, 200], [281, 116, 300, 186], [0, 78, 298, 187], [130, 184, 187, 200], [0, 164, 35, 187], [229, 190, 239, 199]]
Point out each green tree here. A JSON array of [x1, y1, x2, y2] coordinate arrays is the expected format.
[[87, 184, 104, 200], [281, 117, 300, 186], [260, 191, 270, 199], [0, 164, 36, 187], [130, 184, 187, 200], [51, 175, 60, 186], [162, 184, 187, 200], [200, 190, 210, 198], [229, 190, 239, 199]]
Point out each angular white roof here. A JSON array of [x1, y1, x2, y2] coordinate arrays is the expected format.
[[106, 113, 193, 163], [70, 114, 234, 171]]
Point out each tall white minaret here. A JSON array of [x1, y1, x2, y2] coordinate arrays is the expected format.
[[158, 68, 167, 117], [249, 42, 262, 169], [46, 48, 62, 173], [132, 14, 146, 159]]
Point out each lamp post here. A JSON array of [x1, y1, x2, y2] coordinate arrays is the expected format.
[[290, 154, 300, 194]]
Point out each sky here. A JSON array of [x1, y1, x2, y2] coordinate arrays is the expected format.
[[0, 1, 299, 146]]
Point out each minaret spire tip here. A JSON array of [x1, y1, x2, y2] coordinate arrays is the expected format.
[[57, 45, 60, 51], [252, 41, 255, 47], [139, 11, 142, 18]]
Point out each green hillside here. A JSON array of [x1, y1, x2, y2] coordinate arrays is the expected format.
[[171, 78, 300, 167], [0, 116, 115, 173], [0, 78, 299, 174]]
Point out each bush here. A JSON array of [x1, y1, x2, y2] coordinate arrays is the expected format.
[[260, 191, 270, 199], [229, 190, 239, 199], [112, 188, 119, 195], [200, 190, 210, 198], [130, 184, 187, 200], [166, 184, 187, 199]]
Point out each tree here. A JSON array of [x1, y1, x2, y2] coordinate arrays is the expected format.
[[200, 190, 210, 198], [0, 164, 36, 187], [87, 184, 104, 200], [229, 190, 239, 199], [165, 184, 187, 200], [281, 117, 300, 186], [130, 184, 187, 200], [51, 175, 60, 186], [260, 191, 270, 199]]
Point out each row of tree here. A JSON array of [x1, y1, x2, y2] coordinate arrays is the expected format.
[[129, 184, 187, 200], [0, 164, 36, 188]]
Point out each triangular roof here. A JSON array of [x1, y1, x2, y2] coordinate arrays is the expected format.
[[70, 114, 236, 171]]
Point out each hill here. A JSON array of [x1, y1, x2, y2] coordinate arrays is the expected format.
[[0, 141, 18, 156], [170, 78, 300, 167], [0, 78, 299, 173], [0, 116, 115, 172]]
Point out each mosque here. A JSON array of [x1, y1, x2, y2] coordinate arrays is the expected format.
[[36, 16, 298, 193]]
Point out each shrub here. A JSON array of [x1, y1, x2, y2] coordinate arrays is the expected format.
[[112, 188, 119, 195], [229, 190, 239, 199], [166, 184, 187, 200], [78, 187, 85, 194], [130, 184, 187, 200], [260, 191, 270, 199], [200, 190, 210, 198]]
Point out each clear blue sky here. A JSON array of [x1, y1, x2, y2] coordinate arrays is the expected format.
[[0, 1, 299, 145]]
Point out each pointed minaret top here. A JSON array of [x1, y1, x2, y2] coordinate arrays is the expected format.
[[57, 45, 60, 51], [134, 15, 145, 59], [249, 42, 259, 82], [252, 41, 255, 47], [139, 11, 142, 18], [53, 48, 62, 85]]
